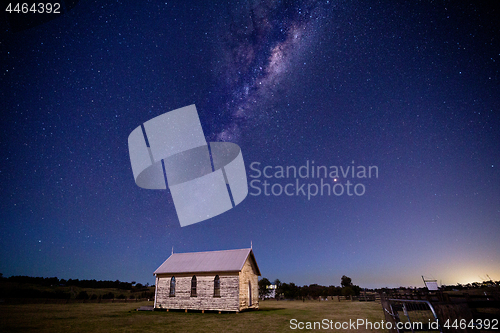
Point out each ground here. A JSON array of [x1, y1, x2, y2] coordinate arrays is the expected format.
[[0, 299, 386, 332]]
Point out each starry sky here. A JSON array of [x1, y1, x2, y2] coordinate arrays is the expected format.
[[1, 0, 499, 289]]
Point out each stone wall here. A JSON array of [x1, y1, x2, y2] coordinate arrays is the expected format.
[[238, 257, 259, 310], [155, 272, 240, 312]]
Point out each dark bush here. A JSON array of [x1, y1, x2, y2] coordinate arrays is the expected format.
[[76, 291, 89, 300], [102, 292, 114, 299]]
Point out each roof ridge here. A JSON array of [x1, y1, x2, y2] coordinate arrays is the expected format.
[[171, 248, 251, 255]]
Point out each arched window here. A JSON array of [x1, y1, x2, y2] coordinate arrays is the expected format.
[[169, 276, 175, 296], [191, 275, 197, 297], [214, 275, 220, 297]]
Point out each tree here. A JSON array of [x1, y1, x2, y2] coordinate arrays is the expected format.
[[273, 279, 283, 299], [341, 275, 352, 288], [340, 275, 361, 296], [341, 286, 354, 297], [281, 282, 299, 299], [352, 285, 361, 296], [258, 278, 271, 298]]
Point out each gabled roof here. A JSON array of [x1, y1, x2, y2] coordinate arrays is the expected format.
[[154, 248, 261, 276]]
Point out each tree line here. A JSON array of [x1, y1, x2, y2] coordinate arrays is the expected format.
[[0, 274, 155, 300], [259, 275, 362, 300], [2, 275, 151, 290]]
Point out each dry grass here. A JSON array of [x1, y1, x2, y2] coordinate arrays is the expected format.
[[0, 299, 387, 332]]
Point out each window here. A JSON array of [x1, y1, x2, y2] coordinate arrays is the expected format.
[[248, 281, 252, 306], [191, 275, 197, 297], [169, 276, 175, 296], [214, 275, 220, 297]]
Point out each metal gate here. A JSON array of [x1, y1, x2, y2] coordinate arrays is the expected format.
[[382, 298, 442, 333]]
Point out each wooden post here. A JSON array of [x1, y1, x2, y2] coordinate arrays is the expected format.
[[202, 310, 204, 313], [185, 309, 188, 313]]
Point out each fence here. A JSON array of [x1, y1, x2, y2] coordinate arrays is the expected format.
[[323, 292, 381, 302], [381, 298, 441, 333], [381, 292, 500, 333]]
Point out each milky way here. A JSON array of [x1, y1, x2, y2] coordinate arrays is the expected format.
[[210, 0, 330, 142]]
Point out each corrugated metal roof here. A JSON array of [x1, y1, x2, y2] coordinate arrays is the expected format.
[[153, 248, 261, 276]]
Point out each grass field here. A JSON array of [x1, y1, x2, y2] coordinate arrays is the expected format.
[[0, 299, 387, 332]]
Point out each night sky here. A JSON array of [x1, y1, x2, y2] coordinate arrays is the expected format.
[[1, 0, 499, 289]]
